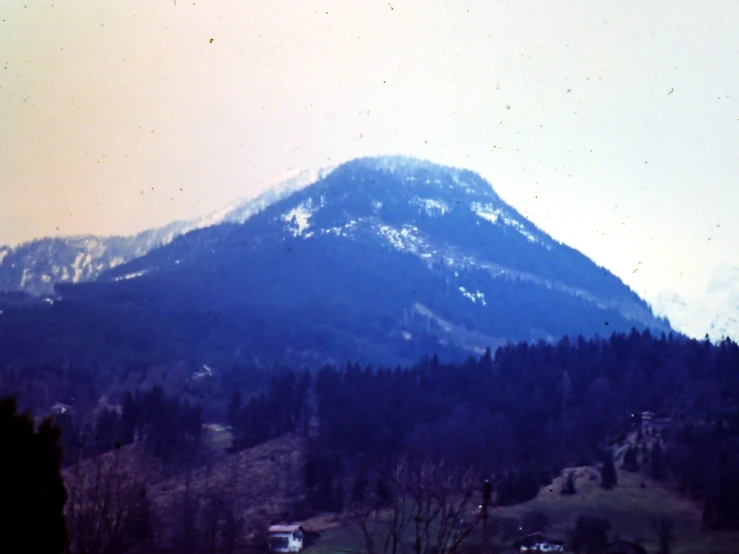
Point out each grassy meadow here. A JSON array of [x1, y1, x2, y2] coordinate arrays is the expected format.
[[304, 466, 739, 554]]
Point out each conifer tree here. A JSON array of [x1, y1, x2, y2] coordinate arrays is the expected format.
[[651, 441, 665, 479], [601, 450, 618, 489], [0, 395, 68, 554], [561, 470, 577, 495]]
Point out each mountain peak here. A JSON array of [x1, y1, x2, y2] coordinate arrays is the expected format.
[[349, 155, 451, 173], [325, 156, 503, 205], [706, 264, 739, 295], [2, 155, 671, 367]]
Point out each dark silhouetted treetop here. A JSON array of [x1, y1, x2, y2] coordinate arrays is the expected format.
[[0, 394, 68, 554]]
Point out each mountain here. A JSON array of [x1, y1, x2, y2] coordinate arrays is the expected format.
[[0, 156, 671, 368], [0, 167, 335, 296], [651, 264, 739, 341]]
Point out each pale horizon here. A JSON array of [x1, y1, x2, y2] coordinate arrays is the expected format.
[[2, 0, 738, 302]]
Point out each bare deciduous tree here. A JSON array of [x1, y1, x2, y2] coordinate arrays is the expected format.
[[346, 456, 482, 554], [64, 444, 158, 554], [344, 459, 412, 554]]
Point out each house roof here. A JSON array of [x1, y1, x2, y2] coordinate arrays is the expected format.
[[203, 423, 228, 432], [269, 524, 303, 534]]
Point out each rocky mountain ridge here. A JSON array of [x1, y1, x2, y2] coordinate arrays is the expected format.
[[0, 167, 335, 296]]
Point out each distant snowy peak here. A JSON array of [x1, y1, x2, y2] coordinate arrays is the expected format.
[[706, 264, 739, 295], [651, 290, 694, 333], [651, 265, 739, 341]]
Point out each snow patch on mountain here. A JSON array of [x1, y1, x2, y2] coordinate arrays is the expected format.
[[471, 202, 540, 244], [414, 198, 451, 216], [472, 204, 502, 225], [320, 220, 360, 238], [282, 202, 319, 237], [413, 303, 455, 333], [113, 269, 150, 282], [412, 302, 503, 354], [459, 286, 486, 305], [450, 174, 478, 195], [71, 253, 90, 282], [376, 224, 428, 254]]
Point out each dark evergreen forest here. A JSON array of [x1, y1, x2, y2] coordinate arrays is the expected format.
[[2, 328, 739, 552]]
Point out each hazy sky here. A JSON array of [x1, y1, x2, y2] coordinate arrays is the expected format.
[[1, 0, 738, 301]]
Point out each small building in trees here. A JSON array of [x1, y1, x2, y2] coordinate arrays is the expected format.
[[268, 524, 305, 553], [202, 422, 233, 452], [513, 532, 564, 552], [640, 411, 654, 431], [50, 402, 74, 416], [640, 411, 671, 435]]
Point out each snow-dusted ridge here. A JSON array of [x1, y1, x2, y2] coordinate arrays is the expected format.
[[216, 165, 337, 226], [471, 202, 544, 246], [0, 156, 501, 295], [0, 165, 338, 296]]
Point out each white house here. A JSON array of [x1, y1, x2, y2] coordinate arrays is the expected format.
[[50, 402, 74, 416], [202, 422, 233, 452], [640, 411, 671, 435], [268, 524, 305, 553], [513, 533, 565, 553]]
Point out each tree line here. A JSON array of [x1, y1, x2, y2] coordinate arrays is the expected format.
[[2, 328, 739, 553], [303, 330, 739, 528]]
